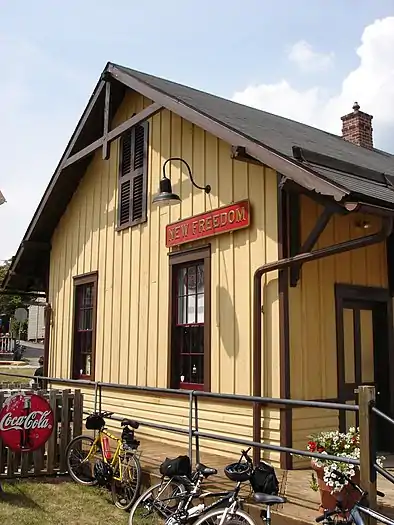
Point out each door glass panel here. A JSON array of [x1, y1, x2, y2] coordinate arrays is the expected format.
[[343, 308, 355, 384], [360, 309, 374, 383]]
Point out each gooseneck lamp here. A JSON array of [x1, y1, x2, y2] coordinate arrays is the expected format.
[[152, 157, 211, 205]]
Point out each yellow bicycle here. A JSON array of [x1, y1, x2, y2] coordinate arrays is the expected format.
[[66, 410, 142, 510]]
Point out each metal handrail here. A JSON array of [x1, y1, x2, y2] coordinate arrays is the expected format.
[[372, 406, 394, 426], [0, 371, 359, 411], [0, 370, 363, 469]]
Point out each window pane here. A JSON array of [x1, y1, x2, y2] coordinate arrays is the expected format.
[[84, 308, 93, 330], [177, 268, 187, 297], [187, 295, 196, 324], [187, 266, 197, 294], [84, 285, 93, 307], [191, 355, 204, 384], [197, 265, 204, 293], [197, 293, 204, 323], [190, 326, 204, 353], [177, 296, 187, 325], [180, 354, 191, 384], [181, 326, 191, 354]]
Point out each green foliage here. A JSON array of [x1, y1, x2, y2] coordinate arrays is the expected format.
[[0, 260, 32, 337]]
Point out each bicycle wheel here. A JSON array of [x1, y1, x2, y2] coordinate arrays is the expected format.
[[193, 508, 257, 525], [66, 435, 100, 486], [111, 451, 142, 511], [128, 479, 186, 525]]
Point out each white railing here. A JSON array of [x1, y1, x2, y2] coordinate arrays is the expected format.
[[0, 335, 15, 354]]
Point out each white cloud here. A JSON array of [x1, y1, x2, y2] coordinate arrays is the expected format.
[[233, 16, 394, 151], [288, 40, 334, 72]]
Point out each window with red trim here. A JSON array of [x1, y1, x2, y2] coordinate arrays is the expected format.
[[72, 274, 97, 380], [173, 262, 205, 390]]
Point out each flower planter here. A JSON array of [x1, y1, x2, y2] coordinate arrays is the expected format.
[[311, 461, 360, 514]]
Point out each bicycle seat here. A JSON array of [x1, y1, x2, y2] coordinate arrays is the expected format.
[[196, 463, 217, 477], [254, 493, 286, 505], [121, 418, 139, 429]]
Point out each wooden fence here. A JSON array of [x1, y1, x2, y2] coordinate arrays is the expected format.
[[0, 389, 83, 478]]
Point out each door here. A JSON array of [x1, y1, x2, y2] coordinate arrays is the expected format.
[[336, 284, 394, 452]]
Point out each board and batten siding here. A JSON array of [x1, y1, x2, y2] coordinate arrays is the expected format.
[[290, 194, 387, 467], [48, 90, 280, 460]]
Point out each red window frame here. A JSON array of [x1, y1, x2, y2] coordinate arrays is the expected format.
[[169, 247, 211, 392], [72, 272, 98, 380]]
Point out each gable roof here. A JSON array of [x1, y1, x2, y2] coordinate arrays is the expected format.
[[4, 62, 394, 292]]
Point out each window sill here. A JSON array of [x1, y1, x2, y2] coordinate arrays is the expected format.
[[178, 382, 205, 392], [74, 374, 94, 382], [115, 217, 147, 232]]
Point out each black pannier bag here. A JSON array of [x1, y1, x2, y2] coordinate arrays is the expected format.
[[159, 455, 192, 478], [86, 414, 105, 431], [250, 461, 279, 495]]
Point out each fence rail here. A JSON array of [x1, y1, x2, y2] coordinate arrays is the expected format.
[[0, 388, 83, 479]]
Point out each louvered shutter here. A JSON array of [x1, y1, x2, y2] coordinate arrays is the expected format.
[[118, 121, 148, 228]]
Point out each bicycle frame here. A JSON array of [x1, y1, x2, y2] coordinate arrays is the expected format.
[[85, 427, 128, 482], [154, 477, 243, 521]]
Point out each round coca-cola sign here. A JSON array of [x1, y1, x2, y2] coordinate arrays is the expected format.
[[0, 393, 54, 452]]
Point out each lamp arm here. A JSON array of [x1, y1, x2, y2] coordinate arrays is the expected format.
[[162, 157, 211, 193]]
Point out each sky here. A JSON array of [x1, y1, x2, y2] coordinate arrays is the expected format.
[[1, 1, 394, 261]]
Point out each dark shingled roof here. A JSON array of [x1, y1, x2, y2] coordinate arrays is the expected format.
[[117, 65, 394, 181]]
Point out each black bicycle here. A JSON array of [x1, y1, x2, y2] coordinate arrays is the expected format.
[[316, 470, 391, 525], [129, 447, 286, 525]]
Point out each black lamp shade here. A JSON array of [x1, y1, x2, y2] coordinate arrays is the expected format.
[[152, 177, 181, 205]]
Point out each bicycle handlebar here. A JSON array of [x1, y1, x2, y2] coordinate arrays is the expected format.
[[93, 411, 114, 418]]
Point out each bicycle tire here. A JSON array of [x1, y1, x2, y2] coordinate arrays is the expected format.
[[66, 435, 99, 486], [193, 508, 257, 525], [128, 479, 186, 525], [111, 451, 142, 511]]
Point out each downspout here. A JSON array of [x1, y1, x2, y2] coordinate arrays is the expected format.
[[252, 214, 393, 465]]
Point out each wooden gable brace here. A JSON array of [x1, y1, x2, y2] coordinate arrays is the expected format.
[[62, 101, 162, 168]]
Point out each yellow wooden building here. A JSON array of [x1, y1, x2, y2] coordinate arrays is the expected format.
[[4, 64, 394, 468]]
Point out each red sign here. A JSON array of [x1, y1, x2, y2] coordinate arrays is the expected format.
[[0, 393, 54, 452], [166, 200, 250, 248]]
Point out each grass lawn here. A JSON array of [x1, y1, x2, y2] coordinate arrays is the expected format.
[[0, 367, 34, 385], [0, 478, 129, 525]]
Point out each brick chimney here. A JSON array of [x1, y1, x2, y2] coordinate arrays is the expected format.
[[341, 102, 373, 149]]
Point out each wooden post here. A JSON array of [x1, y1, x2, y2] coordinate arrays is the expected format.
[[359, 385, 377, 517], [72, 390, 83, 439]]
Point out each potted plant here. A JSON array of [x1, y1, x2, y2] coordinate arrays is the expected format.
[[306, 427, 384, 513]]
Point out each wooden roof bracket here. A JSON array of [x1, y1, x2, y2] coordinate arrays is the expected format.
[[289, 205, 334, 287], [252, 213, 393, 465]]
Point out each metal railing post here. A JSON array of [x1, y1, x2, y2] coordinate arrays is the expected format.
[[194, 393, 200, 464], [359, 385, 377, 516], [188, 391, 193, 465], [94, 382, 98, 413]]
